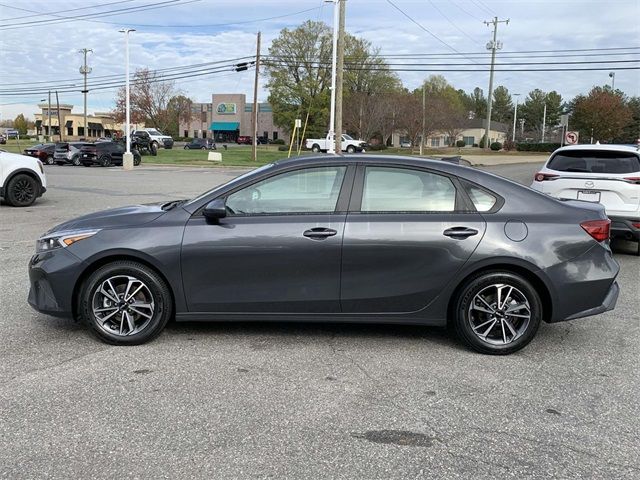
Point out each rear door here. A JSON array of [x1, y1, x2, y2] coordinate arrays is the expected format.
[[543, 150, 640, 214], [341, 164, 486, 313]]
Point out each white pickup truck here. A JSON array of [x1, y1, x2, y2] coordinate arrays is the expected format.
[[132, 128, 174, 149], [306, 134, 367, 153]]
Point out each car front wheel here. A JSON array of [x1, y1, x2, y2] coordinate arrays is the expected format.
[[346, 145, 356, 153], [5, 173, 38, 207], [453, 271, 542, 355], [79, 261, 173, 345]]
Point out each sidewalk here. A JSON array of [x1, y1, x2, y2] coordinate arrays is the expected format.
[[461, 154, 548, 166]]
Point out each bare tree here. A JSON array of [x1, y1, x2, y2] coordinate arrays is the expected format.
[[114, 68, 188, 133]]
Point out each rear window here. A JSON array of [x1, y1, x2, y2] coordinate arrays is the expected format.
[[548, 150, 640, 174]]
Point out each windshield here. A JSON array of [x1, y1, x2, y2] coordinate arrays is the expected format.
[[342, 134, 354, 140], [185, 163, 275, 207], [548, 150, 640, 174], [147, 129, 162, 136]]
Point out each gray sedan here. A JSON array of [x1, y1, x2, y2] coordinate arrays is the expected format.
[[27, 155, 619, 354]]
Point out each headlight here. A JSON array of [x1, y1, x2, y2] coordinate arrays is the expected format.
[[36, 230, 100, 253]]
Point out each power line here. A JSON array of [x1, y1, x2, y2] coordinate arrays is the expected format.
[[425, 0, 480, 44], [0, 0, 137, 21], [384, 0, 479, 64], [449, 0, 483, 22], [0, 0, 201, 30]]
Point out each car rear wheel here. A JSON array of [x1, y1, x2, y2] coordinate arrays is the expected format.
[[72, 155, 81, 166], [45, 155, 54, 165], [133, 154, 141, 166], [453, 271, 542, 355], [100, 155, 111, 167], [183, 145, 188, 150], [311, 144, 321, 153], [79, 261, 173, 345], [5, 173, 38, 207]]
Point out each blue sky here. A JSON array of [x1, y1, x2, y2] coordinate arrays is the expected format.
[[1, 0, 639, 121]]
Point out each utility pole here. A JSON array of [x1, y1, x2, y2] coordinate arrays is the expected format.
[[327, 0, 339, 154], [56, 91, 62, 142], [47, 90, 51, 141], [420, 83, 425, 156], [609, 71, 615, 90], [483, 16, 509, 149], [334, 0, 346, 154], [79, 48, 92, 139], [512, 93, 520, 142], [541, 103, 547, 143], [252, 31, 261, 162]]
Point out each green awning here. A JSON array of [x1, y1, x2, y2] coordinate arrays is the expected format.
[[210, 122, 239, 131]]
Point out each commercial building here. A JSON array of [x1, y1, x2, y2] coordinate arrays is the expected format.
[[180, 94, 287, 143], [34, 104, 141, 140]]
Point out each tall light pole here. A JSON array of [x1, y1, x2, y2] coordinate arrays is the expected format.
[[541, 103, 547, 143], [79, 48, 92, 139], [512, 93, 520, 142], [609, 71, 615, 90], [119, 28, 135, 169], [420, 82, 425, 156], [47, 90, 51, 141], [326, 0, 339, 154], [334, 0, 346, 154], [483, 17, 509, 149]]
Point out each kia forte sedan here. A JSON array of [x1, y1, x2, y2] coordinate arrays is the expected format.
[[28, 155, 620, 354]]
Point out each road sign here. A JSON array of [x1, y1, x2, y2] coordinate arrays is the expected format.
[[565, 131, 579, 145], [560, 114, 569, 127]]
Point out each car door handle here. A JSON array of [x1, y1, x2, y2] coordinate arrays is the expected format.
[[303, 227, 338, 239], [443, 227, 479, 239]]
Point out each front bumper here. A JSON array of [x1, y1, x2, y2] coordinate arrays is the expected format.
[[162, 138, 174, 149], [28, 248, 85, 318], [609, 215, 640, 241]]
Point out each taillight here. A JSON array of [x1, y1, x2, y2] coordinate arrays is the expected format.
[[632, 222, 640, 229], [623, 177, 640, 184], [580, 219, 611, 242], [534, 172, 559, 182]]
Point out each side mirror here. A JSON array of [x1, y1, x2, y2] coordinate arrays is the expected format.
[[203, 198, 227, 221]]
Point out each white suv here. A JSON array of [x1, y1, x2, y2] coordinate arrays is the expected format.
[[531, 144, 640, 254], [0, 150, 47, 206]]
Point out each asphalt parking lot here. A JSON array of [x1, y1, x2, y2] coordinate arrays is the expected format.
[[1, 162, 638, 479]]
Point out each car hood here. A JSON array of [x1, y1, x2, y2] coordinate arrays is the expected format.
[[46, 203, 167, 234]]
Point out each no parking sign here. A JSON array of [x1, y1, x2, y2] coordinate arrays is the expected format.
[[565, 131, 579, 144]]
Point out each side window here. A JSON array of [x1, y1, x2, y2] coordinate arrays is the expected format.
[[361, 167, 457, 212], [465, 184, 497, 212], [226, 166, 347, 215]]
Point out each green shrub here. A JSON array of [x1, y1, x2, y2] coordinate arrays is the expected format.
[[516, 142, 561, 152], [367, 144, 387, 151], [456, 140, 466, 148], [277, 145, 289, 151], [490, 141, 502, 151], [502, 139, 516, 151], [272, 139, 285, 145], [479, 134, 487, 148]]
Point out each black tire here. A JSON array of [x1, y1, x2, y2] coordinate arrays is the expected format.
[[99, 155, 112, 167], [346, 145, 356, 153], [150, 143, 158, 156], [133, 154, 141, 166], [79, 261, 173, 346], [45, 155, 55, 165], [82, 162, 91, 167], [72, 155, 81, 166], [151, 141, 159, 151], [184, 145, 188, 150], [311, 144, 321, 153], [201, 146, 206, 150], [453, 271, 542, 355], [5, 173, 38, 207]]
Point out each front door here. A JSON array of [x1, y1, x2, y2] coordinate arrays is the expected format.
[[181, 165, 353, 313], [341, 165, 485, 313]]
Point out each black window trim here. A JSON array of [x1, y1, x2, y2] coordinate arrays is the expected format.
[[195, 163, 356, 218], [348, 163, 476, 215]]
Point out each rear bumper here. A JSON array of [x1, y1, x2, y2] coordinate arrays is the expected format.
[[609, 215, 640, 241], [563, 281, 619, 321]]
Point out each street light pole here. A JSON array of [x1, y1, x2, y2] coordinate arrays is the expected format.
[[119, 28, 136, 170], [420, 83, 425, 156], [79, 48, 92, 140], [609, 71, 615, 90], [47, 90, 51, 141], [512, 93, 520, 142], [327, 0, 339, 154], [541, 103, 547, 143]]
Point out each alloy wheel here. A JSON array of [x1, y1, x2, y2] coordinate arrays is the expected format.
[[12, 178, 35, 204], [91, 275, 155, 336], [467, 283, 531, 346]]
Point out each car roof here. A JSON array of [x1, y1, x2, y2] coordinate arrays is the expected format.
[[553, 144, 640, 155]]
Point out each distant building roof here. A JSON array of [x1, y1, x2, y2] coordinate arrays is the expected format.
[[464, 118, 509, 132]]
